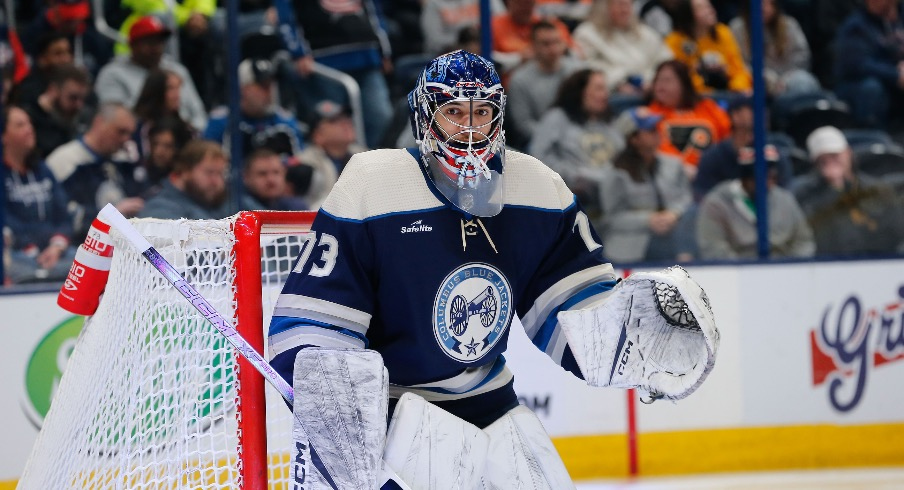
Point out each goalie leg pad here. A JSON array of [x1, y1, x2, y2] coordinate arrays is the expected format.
[[483, 405, 575, 490], [557, 265, 719, 401], [383, 392, 490, 490], [293, 347, 388, 489]]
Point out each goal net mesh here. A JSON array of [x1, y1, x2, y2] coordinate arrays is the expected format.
[[19, 213, 309, 489]]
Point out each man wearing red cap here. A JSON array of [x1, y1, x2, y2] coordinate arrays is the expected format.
[[94, 16, 207, 131], [114, 0, 218, 106]]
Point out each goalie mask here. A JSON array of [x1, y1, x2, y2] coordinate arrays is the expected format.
[[409, 50, 507, 217]]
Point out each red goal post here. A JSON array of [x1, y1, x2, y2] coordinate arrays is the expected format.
[[233, 211, 315, 488]]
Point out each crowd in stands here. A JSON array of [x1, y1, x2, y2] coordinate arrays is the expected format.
[[2, 0, 903, 284]]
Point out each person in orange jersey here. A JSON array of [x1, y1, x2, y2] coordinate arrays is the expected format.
[[647, 60, 730, 178]]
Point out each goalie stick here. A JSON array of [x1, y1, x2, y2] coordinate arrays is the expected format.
[[97, 204, 341, 489]]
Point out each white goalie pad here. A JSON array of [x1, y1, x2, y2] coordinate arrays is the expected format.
[[557, 266, 720, 401], [293, 348, 389, 489], [383, 392, 490, 490], [483, 405, 575, 490]]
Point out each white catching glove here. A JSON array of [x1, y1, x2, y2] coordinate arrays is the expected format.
[[557, 266, 719, 402]]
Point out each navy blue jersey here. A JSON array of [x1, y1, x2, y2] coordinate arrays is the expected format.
[[269, 148, 617, 423]]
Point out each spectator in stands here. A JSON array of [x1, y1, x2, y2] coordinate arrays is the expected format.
[[95, 16, 207, 131], [242, 148, 306, 211], [491, 0, 576, 75], [729, 0, 820, 97], [204, 58, 305, 164], [833, 0, 904, 129], [573, 0, 673, 96], [694, 99, 793, 199], [21, 0, 113, 77], [139, 140, 235, 219], [647, 60, 731, 175], [421, 0, 501, 55], [455, 25, 483, 56], [133, 68, 195, 163], [535, 0, 593, 28], [810, 0, 858, 86], [639, 0, 680, 37], [665, 0, 752, 94], [599, 107, 693, 262], [794, 126, 904, 256], [46, 102, 142, 238], [507, 20, 582, 149], [1, 68, 13, 107], [115, 1, 219, 107], [139, 115, 194, 200], [697, 155, 815, 260], [9, 32, 72, 107], [276, 0, 394, 149], [230, 0, 280, 36], [530, 68, 624, 218], [381, 1, 425, 59], [2, 106, 75, 284], [0, 23, 29, 91], [24, 64, 91, 158], [295, 100, 367, 210]]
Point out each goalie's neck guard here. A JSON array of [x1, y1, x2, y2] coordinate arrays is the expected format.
[[409, 50, 507, 217], [420, 139, 506, 217]]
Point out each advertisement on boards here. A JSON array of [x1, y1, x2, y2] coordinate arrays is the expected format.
[[3, 259, 904, 483], [0, 292, 80, 482], [736, 260, 904, 425]]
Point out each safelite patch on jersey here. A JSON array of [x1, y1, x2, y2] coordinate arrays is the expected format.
[[433, 263, 512, 362]]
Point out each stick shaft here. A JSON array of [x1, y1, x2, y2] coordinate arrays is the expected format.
[[143, 247, 295, 404]]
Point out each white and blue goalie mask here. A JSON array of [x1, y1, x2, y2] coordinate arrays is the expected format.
[[409, 50, 507, 217]]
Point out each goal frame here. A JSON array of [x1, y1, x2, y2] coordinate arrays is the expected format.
[[233, 210, 315, 489]]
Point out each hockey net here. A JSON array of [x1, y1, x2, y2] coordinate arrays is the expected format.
[[18, 211, 314, 489]]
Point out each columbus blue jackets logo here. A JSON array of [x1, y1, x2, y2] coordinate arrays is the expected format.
[[433, 263, 512, 362]]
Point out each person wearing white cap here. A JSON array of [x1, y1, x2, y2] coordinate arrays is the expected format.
[[803, 126, 851, 189], [792, 126, 904, 256]]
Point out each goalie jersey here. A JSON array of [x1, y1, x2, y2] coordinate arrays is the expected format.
[[269, 148, 618, 426]]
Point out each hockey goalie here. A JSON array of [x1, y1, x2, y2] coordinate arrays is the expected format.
[[268, 50, 720, 489]]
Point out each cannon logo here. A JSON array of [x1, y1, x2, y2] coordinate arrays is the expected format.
[[810, 286, 904, 412], [433, 263, 512, 362]]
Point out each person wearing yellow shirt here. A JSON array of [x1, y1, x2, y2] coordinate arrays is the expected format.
[[664, 0, 752, 94]]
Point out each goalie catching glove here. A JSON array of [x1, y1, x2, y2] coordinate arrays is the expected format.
[[557, 266, 719, 402]]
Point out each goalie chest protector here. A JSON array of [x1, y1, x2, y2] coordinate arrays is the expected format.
[[272, 148, 612, 389]]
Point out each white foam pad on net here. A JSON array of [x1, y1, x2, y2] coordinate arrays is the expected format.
[[557, 266, 720, 401], [383, 392, 489, 490], [293, 347, 389, 489]]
